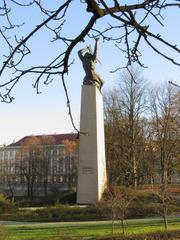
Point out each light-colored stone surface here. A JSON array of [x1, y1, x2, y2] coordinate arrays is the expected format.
[[77, 85, 107, 204]]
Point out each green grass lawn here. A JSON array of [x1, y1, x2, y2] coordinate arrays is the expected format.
[[2, 216, 180, 240]]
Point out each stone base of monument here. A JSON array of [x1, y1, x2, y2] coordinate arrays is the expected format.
[[77, 84, 107, 204]]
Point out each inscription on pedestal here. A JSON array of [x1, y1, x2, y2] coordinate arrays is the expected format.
[[81, 167, 94, 174]]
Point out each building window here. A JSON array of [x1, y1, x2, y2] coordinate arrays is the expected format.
[[48, 176, 51, 183], [9, 151, 14, 157], [15, 176, 19, 182], [59, 176, 63, 183]]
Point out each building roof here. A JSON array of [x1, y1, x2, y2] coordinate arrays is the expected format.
[[8, 133, 79, 147]]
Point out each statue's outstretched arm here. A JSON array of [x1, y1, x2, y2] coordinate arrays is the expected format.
[[93, 38, 99, 61]]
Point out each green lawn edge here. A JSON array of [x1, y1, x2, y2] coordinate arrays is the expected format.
[[1, 216, 179, 240]]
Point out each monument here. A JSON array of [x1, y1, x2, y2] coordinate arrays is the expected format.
[[77, 38, 107, 204]]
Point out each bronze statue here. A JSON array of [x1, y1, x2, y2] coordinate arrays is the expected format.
[[78, 38, 104, 91]]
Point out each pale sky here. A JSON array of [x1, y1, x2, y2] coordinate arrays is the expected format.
[[0, 2, 180, 145]]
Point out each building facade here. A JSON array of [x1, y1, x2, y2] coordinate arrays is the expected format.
[[0, 133, 79, 197]]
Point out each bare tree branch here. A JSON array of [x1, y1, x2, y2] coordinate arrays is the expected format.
[[0, 0, 180, 132]]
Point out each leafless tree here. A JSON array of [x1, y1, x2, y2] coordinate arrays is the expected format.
[[0, 1, 180, 129], [149, 84, 180, 231], [5, 171, 16, 201], [104, 67, 148, 188], [39, 136, 56, 197], [104, 88, 123, 185], [149, 84, 180, 186], [118, 67, 148, 188], [0, 157, 16, 200], [99, 186, 135, 235], [17, 136, 43, 197], [62, 139, 78, 189], [155, 184, 173, 232]]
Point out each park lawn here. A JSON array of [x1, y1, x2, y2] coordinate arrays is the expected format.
[[5, 217, 180, 240]]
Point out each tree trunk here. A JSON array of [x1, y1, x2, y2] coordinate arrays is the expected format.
[[44, 179, 48, 196], [120, 218, 125, 235], [163, 204, 168, 232]]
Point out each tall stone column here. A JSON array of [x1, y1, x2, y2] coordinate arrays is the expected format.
[[77, 84, 107, 204]]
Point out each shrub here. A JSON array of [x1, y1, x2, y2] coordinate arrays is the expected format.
[[57, 190, 76, 204], [0, 194, 17, 214], [33, 204, 104, 222], [15, 196, 58, 208], [1, 204, 105, 222], [100, 230, 180, 240], [15, 190, 77, 207], [0, 226, 9, 240], [127, 202, 160, 218]]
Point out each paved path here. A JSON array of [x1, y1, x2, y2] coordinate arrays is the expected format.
[[1, 216, 179, 227]]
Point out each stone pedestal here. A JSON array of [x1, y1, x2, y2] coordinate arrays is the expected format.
[[77, 85, 107, 204]]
